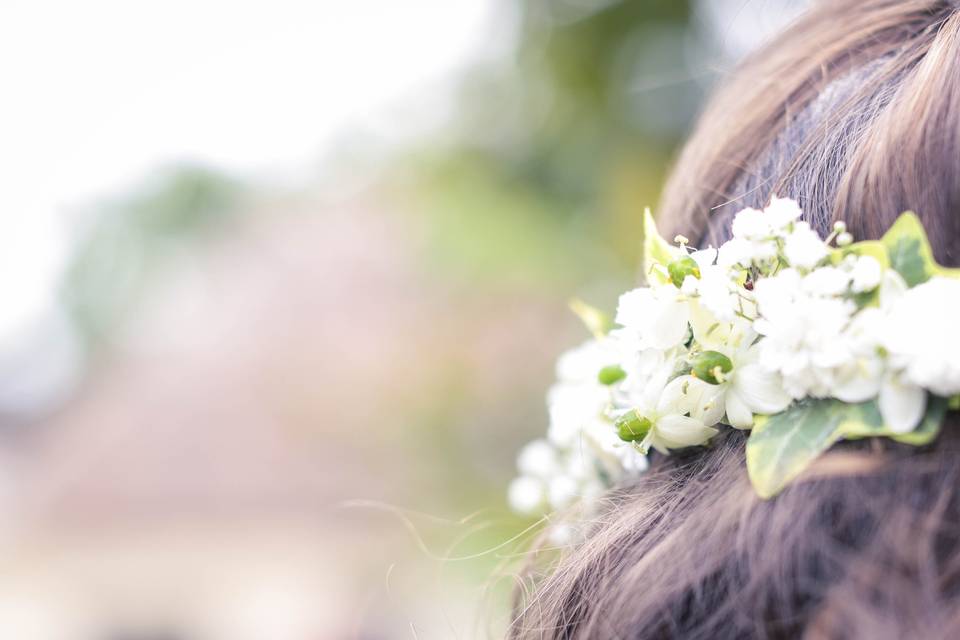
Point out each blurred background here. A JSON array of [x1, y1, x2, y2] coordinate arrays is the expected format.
[[0, 1, 807, 637]]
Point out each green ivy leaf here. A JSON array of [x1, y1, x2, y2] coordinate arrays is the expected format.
[[830, 239, 889, 268], [642, 208, 679, 286], [746, 396, 946, 498], [880, 212, 960, 285], [839, 396, 946, 446], [747, 400, 850, 499], [882, 212, 937, 287]]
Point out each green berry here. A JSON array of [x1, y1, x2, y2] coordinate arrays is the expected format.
[[597, 365, 627, 386], [616, 410, 653, 442], [692, 350, 734, 384]]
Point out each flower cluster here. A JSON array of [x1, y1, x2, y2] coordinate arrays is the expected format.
[[509, 199, 960, 512]]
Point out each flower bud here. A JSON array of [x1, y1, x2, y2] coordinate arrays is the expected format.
[[616, 410, 652, 442], [692, 350, 733, 384], [667, 256, 700, 289], [597, 365, 626, 386]]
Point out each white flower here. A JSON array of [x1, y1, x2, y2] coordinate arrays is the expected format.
[[883, 277, 960, 397], [828, 274, 928, 433], [784, 221, 828, 270], [510, 335, 655, 517], [722, 351, 793, 428], [691, 247, 718, 269], [716, 237, 756, 268], [616, 284, 690, 350], [850, 256, 882, 293], [616, 364, 721, 454], [507, 476, 545, 514], [676, 248, 755, 322], [722, 210, 778, 267], [546, 339, 619, 446], [830, 307, 885, 403], [547, 382, 609, 447], [720, 197, 804, 269], [802, 266, 850, 297], [548, 476, 580, 510], [581, 413, 649, 474], [645, 375, 722, 452], [878, 375, 927, 433], [517, 439, 559, 478], [753, 269, 857, 398], [731, 207, 768, 240], [689, 264, 749, 322], [555, 338, 622, 383], [688, 310, 791, 428], [764, 196, 803, 229]]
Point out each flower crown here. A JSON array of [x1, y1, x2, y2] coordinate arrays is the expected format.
[[509, 198, 960, 519]]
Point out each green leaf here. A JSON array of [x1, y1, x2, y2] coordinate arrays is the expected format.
[[839, 396, 946, 446], [747, 400, 849, 499], [642, 208, 679, 286], [747, 395, 947, 498], [880, 211, 960, 286], [568, 298, 612, 338], [830, 239, 889, 268], [882, 212, 936, 286]]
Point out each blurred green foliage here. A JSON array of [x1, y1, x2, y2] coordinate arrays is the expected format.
[[64, 166, 243, 343], [412, 0, 699, 292]]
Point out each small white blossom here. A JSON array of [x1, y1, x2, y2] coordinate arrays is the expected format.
[[764, 196, 803, 229], [731, 207, 769, 240], [802, 266, 850, 297], [695, 265, 745, 321], [883, 277, 960, 397], [831, 307, 885, 403], [517, 439, 559, 478], [555, 338, 622, 383], [850, 256, 882, 292], [753, 269, 857, 398], [722, 353, 793, 428], [547, 382, 609, 447], [548, 475, 580, 510], [829, 274, 930, 432], [878, 375, 927, 433], [546, 339, 619, 446], [716, 237, 756, 268], [784, 221, 828, 269], [720, 197, 804, 269], [507, 476, 546, 515], [616, 284, 690, 350]]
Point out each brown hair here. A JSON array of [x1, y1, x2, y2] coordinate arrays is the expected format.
[[510, 1, 960, 638]]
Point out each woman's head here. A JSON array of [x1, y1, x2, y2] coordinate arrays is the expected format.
[[511, 2, 960, 637]]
